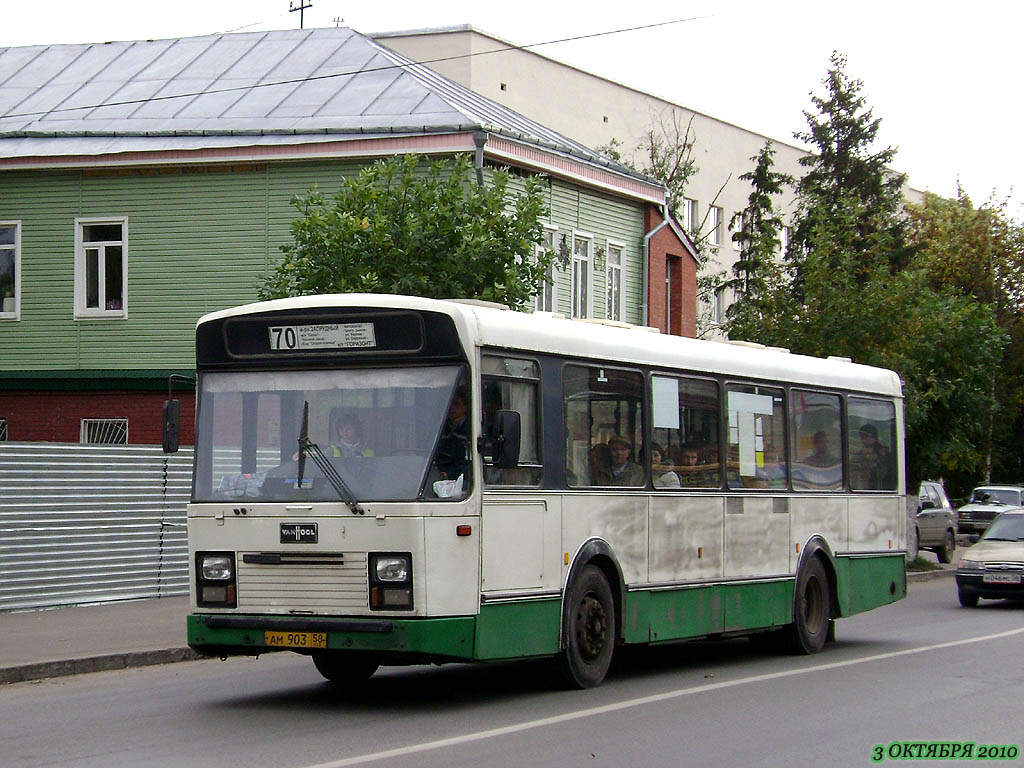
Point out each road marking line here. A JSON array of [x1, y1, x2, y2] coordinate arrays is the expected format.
[[304, 627, 1024, 768]]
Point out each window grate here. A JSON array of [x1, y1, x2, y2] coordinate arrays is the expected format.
[[0, 418, 7, 441], [81, 418, 128, 444]]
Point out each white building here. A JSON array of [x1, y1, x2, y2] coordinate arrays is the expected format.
[[374, 25, 922, 334]]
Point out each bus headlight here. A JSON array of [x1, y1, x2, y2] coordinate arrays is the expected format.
[[196, 551, 237, 608], [201, 554, 234, 581], [369, 553, 413, 610]]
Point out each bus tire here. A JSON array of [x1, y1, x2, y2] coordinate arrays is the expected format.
[[554, 565, 615, 689], [781, 556, 831, 654], [311, 651, 380, 684]]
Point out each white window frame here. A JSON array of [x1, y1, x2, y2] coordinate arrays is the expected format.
[[571, 231, 593, 319], [534, 225, 559, 313], [0, 220, 21, 321], [605, 239, 625, 322], [80, 418, 129, 444], [708, 206, 722, 247], [74, 216, 127, 319]]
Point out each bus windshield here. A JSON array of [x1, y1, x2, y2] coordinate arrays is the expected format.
[[193, 365, 467, 502]]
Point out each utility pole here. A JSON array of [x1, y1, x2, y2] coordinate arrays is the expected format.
[[289, 0, 313, 29], [333, 16, 344, 27]]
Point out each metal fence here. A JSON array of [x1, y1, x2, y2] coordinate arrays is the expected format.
[[0, 442, 193, 612]]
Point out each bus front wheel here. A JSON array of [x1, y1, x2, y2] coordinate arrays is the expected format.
[[312, 650, 380, 684], [782, 556, 831, 654], [554, 565, 615, 689]]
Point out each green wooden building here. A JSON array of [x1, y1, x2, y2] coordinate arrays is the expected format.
[[0, 27, 695, 445]]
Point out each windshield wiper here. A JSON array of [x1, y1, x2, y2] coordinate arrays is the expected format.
[[296, 401, 365, 515]]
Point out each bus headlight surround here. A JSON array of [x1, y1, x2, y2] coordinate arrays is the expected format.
[[196, 551, 237, 608], [369, 553, 413, 610]]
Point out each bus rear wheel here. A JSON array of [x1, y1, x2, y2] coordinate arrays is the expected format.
[[311, 651, 380, 684], [781, 556, 831, 654], [554, 565, 615, 689]]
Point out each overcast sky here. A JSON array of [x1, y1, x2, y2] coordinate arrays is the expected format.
[[5, 0, 1020, 216]]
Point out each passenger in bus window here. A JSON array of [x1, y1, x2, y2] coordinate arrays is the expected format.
[[804, 431, 836, 468], [675, 444, 703, 487], [330, 413, 375, 458], [595, 435, 644, 486], [436, 390, 470, 481], [852, 423, 893, 489], [651, 444, 681, 488], [700, 443, 723, 486]]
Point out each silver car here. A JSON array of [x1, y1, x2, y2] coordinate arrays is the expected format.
[[955, 509, 1024, 606], [957, 485, 1024, 535], [911, 481, 957, 563]]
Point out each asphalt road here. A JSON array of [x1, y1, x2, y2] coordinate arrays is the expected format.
[[3, 579, 1022, 768]]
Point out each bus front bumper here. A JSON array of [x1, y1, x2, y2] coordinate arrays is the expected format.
[[187, 612, 477, 661]]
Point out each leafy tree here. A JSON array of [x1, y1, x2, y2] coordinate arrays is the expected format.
[[723, 141, 793, 340], [260, 154, 555, 309], [725, 53, 1007, 489], [906, 190, 1024, 490]]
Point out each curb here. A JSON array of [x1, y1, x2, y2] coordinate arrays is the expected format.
[[0, 647, 206, 686], [906, 567, 955, 583]]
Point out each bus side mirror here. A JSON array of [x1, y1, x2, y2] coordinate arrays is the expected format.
[[162, 399, 180, 454], [493, 410, 521, 468]]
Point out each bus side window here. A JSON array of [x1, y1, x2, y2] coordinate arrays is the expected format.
[[791, 390, 843, 491], [481, 355, 541, 486], [563, 364, 644, 487], [848, 398, 897, 491], [650, 375, 721, 489], [726, 385, 787, 490]]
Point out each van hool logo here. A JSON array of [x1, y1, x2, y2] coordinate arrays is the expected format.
[[280, 523, 318, 543]]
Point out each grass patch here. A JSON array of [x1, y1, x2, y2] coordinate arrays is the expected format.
[[906, 557, 943, 572]]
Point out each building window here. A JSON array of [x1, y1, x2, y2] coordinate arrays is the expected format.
[[731, 212, 745, 251], [713, 286, 727, 325], [606, 241, 624, 322], [81, 418, 128, 444], [0, 221, 20, 320], [75, 218, 126, 319], [571, 233, 592, 319], [682, 198, 698, 234], [534, 226, 558, 313], [0, 417, 7, 441], [708, 206, 722, 246]]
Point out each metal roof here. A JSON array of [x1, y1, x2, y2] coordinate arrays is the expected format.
[[0, 26, 640, 179]]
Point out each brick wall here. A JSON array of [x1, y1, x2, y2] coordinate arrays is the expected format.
[[0, 391, 195, 445]]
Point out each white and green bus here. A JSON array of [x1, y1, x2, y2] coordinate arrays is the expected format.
[[181, 294, 907, 688]]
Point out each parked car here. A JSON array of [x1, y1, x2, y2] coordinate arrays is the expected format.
[[957, 485, 1024, 535], [910, 481, 957, 563], [955, 509, 1024, 607]]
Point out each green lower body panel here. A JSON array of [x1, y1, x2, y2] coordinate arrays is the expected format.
[[833, 554, 906, 616], [474, 599, 561, 660], [627, 580, 793, 644], [188, 614, 477, 661]]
